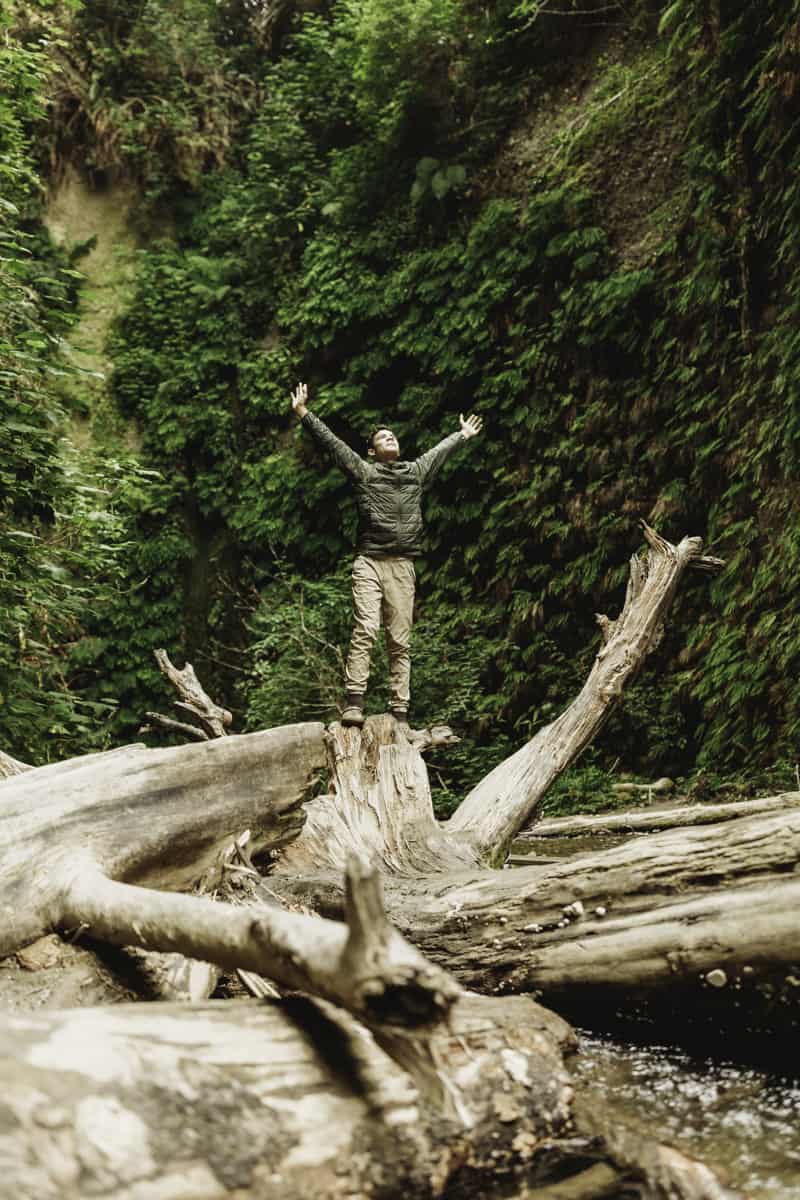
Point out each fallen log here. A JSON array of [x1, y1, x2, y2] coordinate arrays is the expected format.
[[0, 526, 747, 1193], [520, 792, 800, 839], [0, 724, 325, 957], [0, 990, 740, 1200], [402, 806, 800, 1036], [0, 991, 582, 1200], [268, 801, 800, 1042]]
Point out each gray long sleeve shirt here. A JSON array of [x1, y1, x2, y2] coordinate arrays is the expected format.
[[301, 411, 466, 558]]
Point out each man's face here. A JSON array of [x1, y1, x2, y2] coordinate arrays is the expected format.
[[369, 428, 400, 462]]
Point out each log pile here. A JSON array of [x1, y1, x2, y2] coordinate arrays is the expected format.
[[0, 527, 768, 1198]]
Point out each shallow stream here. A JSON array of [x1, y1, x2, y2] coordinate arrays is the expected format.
[[514, 828, 800, 1196], [570, 1032, 800, 1197]]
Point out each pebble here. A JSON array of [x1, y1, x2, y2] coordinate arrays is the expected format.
[[706, 968, 728, 989]]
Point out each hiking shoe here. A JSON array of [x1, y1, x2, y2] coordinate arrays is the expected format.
[[341, 696, 364, 726], [389, 706, 408, 724]]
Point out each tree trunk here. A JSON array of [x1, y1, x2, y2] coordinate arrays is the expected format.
[[265, 800, 800, 1040], [520, 792, 800, 838], [0, 993, 739, 1199], [0, 725, 325, 957], [446, 525, 722, 863], [387, 806, 800, 1024]]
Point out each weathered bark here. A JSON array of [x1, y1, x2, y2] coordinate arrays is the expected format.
[[399, 806, 800, 1010], [59, 856, 459, 1027], [0, 993, 739, 1199], [0, 725, 325, 956], [0, 992, 570, 1199], [0, 748, 31, 779], [447, 525, 723, 864], [276, 717, 480, 876], [266, 803, 800, 1030], [520, 792, 800, 839]]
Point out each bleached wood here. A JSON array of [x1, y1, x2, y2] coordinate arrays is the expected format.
[[140, 711, 209, 741], [276, 716, 480, 875], [0, 993, 734, 1199], [0, 724, 326, 957], [0, 749, 30, 779], [447, 525, 723, 863], [153, 647, 232, 738], [366, 807, 800, 1004], [60, 857, 459, 1027], [520, 792, 800, 839]]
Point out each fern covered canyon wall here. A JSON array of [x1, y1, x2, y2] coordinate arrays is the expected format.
[[4, 0, 800, 806]]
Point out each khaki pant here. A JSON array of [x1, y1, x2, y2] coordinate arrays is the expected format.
[[345, 555, 415, 707]]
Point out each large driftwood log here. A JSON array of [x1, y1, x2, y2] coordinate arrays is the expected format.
[[520, 792, 800, 839], [268, 799, 800, 1034], [0, 990, 739, 1200], [0, 726, 325, 957], [0, 992, 584, 1200], [401, 806, 800, 1028]]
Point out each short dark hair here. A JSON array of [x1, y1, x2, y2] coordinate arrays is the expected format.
[[367, 425, 393, 448]]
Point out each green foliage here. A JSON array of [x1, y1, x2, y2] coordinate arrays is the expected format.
[[0, 6, 143, 762], [45, 0, 267, 203], [540, 764, 623, 819], [7, 0, 800, 800], [411, 157, 468, 205], [81, 0, 800, 789]]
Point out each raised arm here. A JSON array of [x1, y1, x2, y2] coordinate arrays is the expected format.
[[291, 383, 366, 480], [415, 412, 483, 488]]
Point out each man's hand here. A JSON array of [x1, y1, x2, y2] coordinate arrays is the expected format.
[[291, 382, 308, 419], [459, 412, 483, 440]]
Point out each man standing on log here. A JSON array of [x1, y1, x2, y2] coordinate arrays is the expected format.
[[291, 382, 482, 726]]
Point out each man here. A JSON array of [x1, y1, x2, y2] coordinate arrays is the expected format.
[[291, 381, 482, 726]]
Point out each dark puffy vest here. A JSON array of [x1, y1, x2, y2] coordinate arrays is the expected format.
[[302, 411, 465, 557]]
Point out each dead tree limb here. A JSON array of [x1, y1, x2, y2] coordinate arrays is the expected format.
[[140, 711, 209, 741], [447, 524, 723, 863], [60, 856, 459, 1028], [148, 647, 233, 738]]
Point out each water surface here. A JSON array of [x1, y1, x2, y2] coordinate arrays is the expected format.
[[571, 1032, 800, 1198]]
